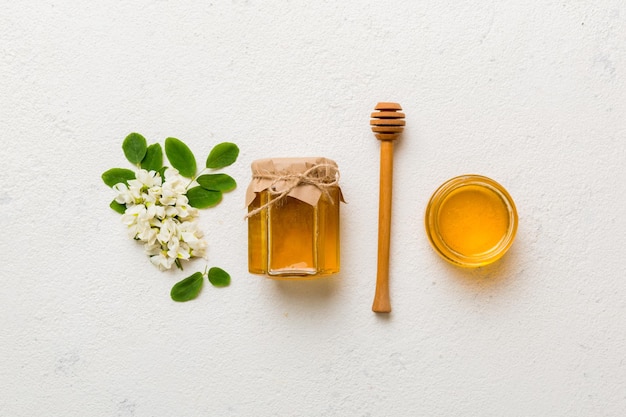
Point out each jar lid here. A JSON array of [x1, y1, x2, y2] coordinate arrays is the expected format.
[[246, 157, 343, 208]]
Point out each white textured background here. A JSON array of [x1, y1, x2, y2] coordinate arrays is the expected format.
[[1, 1, 625, 416]]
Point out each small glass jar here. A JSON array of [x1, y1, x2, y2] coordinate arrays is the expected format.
[[425, 175, 518, 267], [246, 157, 343, 278]]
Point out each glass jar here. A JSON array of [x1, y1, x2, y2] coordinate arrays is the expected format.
[[246, 157, 343, 278], [425, 175, 518, 267]]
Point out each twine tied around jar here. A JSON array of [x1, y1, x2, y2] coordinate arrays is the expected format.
[[245, 163, 340, 218]]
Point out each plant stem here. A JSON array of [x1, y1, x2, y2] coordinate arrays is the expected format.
[[186, 168, 208, 189]]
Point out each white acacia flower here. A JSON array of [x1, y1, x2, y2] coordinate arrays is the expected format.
[[136, 169, 162, 188], [121, 204, 144, 227], [113, 167, 208, 270], [127, 179, 145, 198], [157, 218, 177, 244], [175, 203, 196, 220], [113, 183, 134, 205], [137, 226, 158, 246], [150, 251, 176, 270], [164, 206, 179, 218], [167, 237, 191, 261], [188, 239, 207, 258], [153, 205, 166, 220], [180, 221, 207, 257]]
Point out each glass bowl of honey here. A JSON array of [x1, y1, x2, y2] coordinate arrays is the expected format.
[[425, 175, 518, 267]]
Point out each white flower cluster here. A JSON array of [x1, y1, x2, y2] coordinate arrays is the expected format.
[[113, 168, 208, 270]]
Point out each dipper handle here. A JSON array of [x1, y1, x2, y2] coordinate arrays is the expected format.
[[370, 102, 404, 314]]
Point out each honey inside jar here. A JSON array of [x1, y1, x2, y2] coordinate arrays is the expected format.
[[425, 175, 518, 267], [438, 185, 509, 256]]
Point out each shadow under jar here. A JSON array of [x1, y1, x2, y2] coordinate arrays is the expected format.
[[246, 157, 344, 279]]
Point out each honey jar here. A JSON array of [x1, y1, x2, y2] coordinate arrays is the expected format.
[[246, 157, 343, 278], [425, 175, 518, 267]]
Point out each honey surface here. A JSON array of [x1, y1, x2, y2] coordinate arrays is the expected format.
[[438, 185, 509, 256]]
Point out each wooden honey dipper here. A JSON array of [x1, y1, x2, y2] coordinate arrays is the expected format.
[[370, 102, 405, 313]]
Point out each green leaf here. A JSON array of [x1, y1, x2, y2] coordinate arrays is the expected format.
[[187, 186, 222, 208], [171, 272, 204, 302], [165, 137, 196, 178], [122, 132, 148, 165], [206, 142, 239, 169], [197, 174, 237, 192], [141, 143, 163, 171], [109, 200, 126, 214], [102, 168, 135, 187], [157, 166, 168, 179], [208, 267, 231, 287]]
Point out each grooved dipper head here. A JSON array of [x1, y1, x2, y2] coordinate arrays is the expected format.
[[370, 102, 405, 141]]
